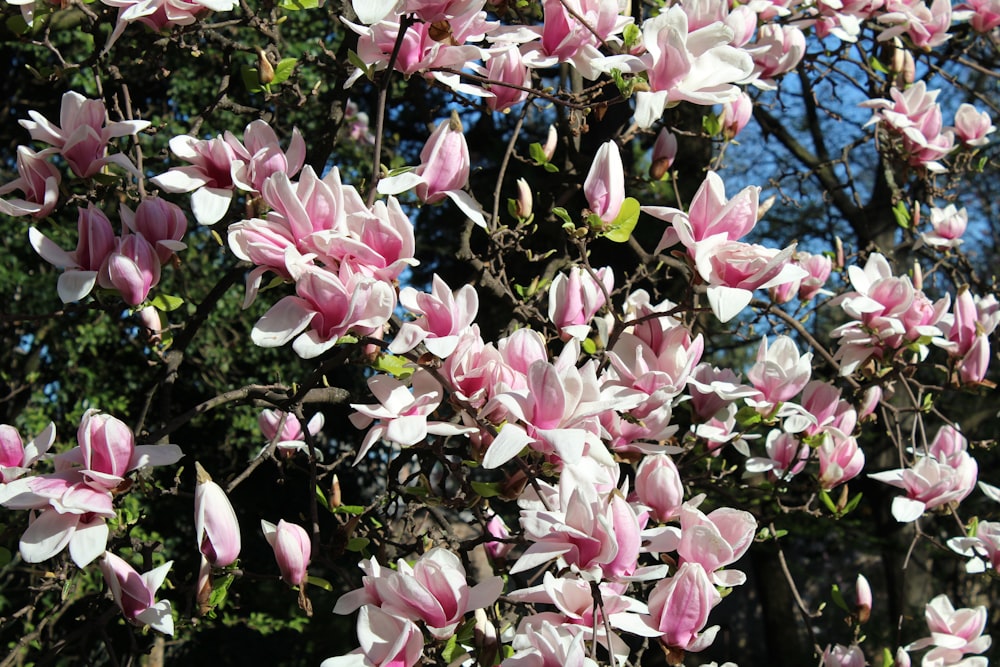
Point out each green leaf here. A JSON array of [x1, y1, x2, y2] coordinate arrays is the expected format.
[[150, 294, 184, 312], [869, 56, 889, 74], [551, 207, 572, 226], [271, 58, 297, 85], [622, 23, 641, 50], [6, 14, 29, 35], [470, 481, 502, 498], [441, 635, 464, 663], [209, 574, 235, 613], [892, 200, 910, 229], [346, 537, 370, 552], [0, 547, 11, 567], [278, 0, 319, 10], [843, 492, 863, 515], [967, 516, 979, 537], [332, 504, 366, 515], [703, 113, 722, 137], [602, 197, 640, 242], [581, 337, 597, 355], [315, 485, 330, 511], [241, 66, 264, 94], [831, 584, 849, 612], [543, 162, 559, 173], [529, 142, 548, 164], [348, 50, 374, 81], [819, 489, 838, 514], [882, 648, 894, 666], [372, 353, 413, 378], [735, 405, 762, 428], [306, 576, 333, 591]]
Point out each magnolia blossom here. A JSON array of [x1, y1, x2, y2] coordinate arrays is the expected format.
[[634, 454, 684, 522], [151, 135, 240, 225], [261, 519, 311, 586], [869, 450, 977, 523], [349, 369, 475, 462], [0, 146, 61, 218], [650, 128, 678, 179], [583, 142, 625, 223], [905, 595, 992, 666], [389, 275, 479, 357], [29, 205, 116, 303], [334, 548, 503, 640], [0, 422, 55, 483], [502, 620, 598, 667], [922, 205, 967, 248], [646, 562, 721, 653], [634, 6, 754, 128], [676, 501, 756, 586], [19, 91, 150, 178], [258, 409, 324, 456], [100, 552, 174, 635], [821, 644, 865, 667], [548, 266, 613, 341], [746, 335, 812, 410], [322, 605, 424, 667], [377, 113, 486, 228], [194, 463, 241, 567]]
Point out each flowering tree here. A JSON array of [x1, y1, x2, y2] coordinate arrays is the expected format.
[[1, 0, 999, 665]]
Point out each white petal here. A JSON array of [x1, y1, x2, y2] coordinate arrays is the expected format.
[[20, 510, 75, 563], [891, 496, 926, 523], [444, 190, 487, 229], [130, 444, 184, 470], [69, 517, 109, 567], [190, 187, 233, 225], [57, 271, 98, 303], [135, 600, 174, 635], [482, 424, 534, 469], [706, 285, 752, 322], [251, 297, 314, 348]]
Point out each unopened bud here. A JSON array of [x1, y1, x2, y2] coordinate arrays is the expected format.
[[835, 237, 845, 269], [855, 574, 872, 623], [757, 195, 776, 221], [542, 124, 557, 162], [912, 260, 923, 291], [257, 48, 275, 85], [649, 128, 677, 181], [330, 474, 342, 508], [515, 178, 532, 218]]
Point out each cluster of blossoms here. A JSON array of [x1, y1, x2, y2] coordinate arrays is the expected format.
[[831, 253, 997, 384], [0, 411, 181, 567], [863, 82, 995, 173]]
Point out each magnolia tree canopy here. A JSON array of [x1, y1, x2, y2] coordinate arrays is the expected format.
[[1, 0, 999, 665]]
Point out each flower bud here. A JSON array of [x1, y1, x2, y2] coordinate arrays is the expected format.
[[541, 124, 557, 161], [515, 178, 532, 219], [649, 128, 677, 180], [195, 462, 241, 567], [855, 574, 872, 623], [262, 519, 311, 586]]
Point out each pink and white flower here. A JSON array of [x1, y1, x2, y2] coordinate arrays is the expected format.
[[100, 552, 174, 635]]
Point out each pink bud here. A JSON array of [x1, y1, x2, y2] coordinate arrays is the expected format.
[[584, 141, 625, 223], [100, 552, 174, 635], [484, 512, 513, 563], [195, 463, 241, 567], [101, 233, 161, 306], [855, 574, 872, 623], [648, 562, 721, 652], [541, 124, 557, 161], [262, 519, 311, 586], [858, 386, 882, 420], [515, 178, 532, 219], [953, 103, 995, 146], [416, 112, 470, 204], [635, 454, 684, 522], [136, 306, 164, 343], [74, 205, 116, 272], [650, 129, 677, 180], [78, 409, 135, 488], [721, 92, 753, 139], [0, 425, 25, 470], [126, 197, 188, 264]]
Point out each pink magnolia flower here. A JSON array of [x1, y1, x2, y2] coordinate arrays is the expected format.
[[151, 135, 240, 225], [953, 104, 995, 147], [194, 463, 241, 567], [98, 232, 162, 306], [484, 512, 514, 563], [676, 501, 756, 586], [584, 142, 625, 223], [19, 91, 150, 178], [634, 7, 754, 128], [378, 113, 486, 228], [863, 83, 955, 173], [261, 519, 311, 586], [856, 574, 873, 622], [720, 92, 753, 139], [0, 471, 115, 567], [958, 0, 1000, 31], [0, 146, 61, 218], [650, 128, 677, 179], [749, 24, 806, 87], [258, 409, 324, 455], [745, 430, 809, 481], [484, 45, 532, 112], [100, 552, 174, 635], [869, 451, 977, 522], [349, 369, 475, 462], [645, 171, 760, 255], [29, 204, 116, 303], [922, 205, 967, 249], [646, 562, 722, 653], [905, 595, 992, 666], [335, 548, 503, 641], [695, 240, 807, 322], [389, 275, 479, 357], [120, 197, 188, 264], [817, 430, 865, 489], [0, 422, 55, 483], [54, 409, 182, 491], [548, 266, 613, 341], [322, 605, 424, 667], [821, 644, 865, 667], [746, 335, 813, 409], [250, 263, 395, 359], [502, 620, 598, 667], [634, 454, 684, 522], [228, 120, 306, 193], [949, 520, 1000, 574]]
